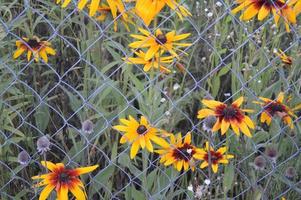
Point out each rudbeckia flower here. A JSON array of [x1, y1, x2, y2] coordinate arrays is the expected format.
[[129, 28, 191, 61], [275, 49, 292, 65], [124, 50, 174, 73], [113, 115, 169, 159], [194, 142, 234, 173], [231, 0, 297, 32], [155, 132, 203, 171], [197, 97, 255, 137], [95, 3, 133, 31], [254, 92, 301, 129], [32, 161, 98, 200], [13, 36, 56, 63], [134, 0, 191, 26]]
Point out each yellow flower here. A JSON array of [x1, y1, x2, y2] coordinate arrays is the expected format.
[[134, 0, 191, 26], [113, 115, 169, 159], [275, 49, 292, 65], [232, 0, 297, 32], [194, 142, 234, 173], [197, 97, 255, 137], [32, 161, 98, 200], [155, 132, 203, 171], [13, 36, 56, 63], [129, 28, 191, 61], [254, 92, 301, 129], [124, 50, 174, 73], [94, 1, 133, 31]]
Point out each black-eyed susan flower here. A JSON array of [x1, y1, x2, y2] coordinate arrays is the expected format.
[[231, 0, 297, 32], [129, 28, 191, 61], [197, 97, 255, 137], [155, 132, 202, 171], [124, 50, 174, 73], [275, 49, 292, 65], [32, 161, 98, 200], [113, 115, 169, 159], [134, 0, 191, 26], [193, 142, 234, 173], [13, 36, 56, 63], [254, 92, 301, 129], [95, 3, 133, 31]]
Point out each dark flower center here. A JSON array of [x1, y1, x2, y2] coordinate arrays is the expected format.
[[172, 144, 195, 161], [27, 39, 41, 48], [156, 34, 167, 45], [58, 172, 70, 183], [215, 104, 244, 122], [265, 102, 286, 116], [260, 0, 285, 7], [136, 125, 148, 135], [204, 151, 223, 164]]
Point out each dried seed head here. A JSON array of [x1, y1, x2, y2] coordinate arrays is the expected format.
[[254, 155, 266, 170], [265, 146, 278, 162], [37, 136, 51, 154], [202, 116, 217, 132], [18, 150, 30, 165], [285, 166, 296, 179], [82, 120, 94, 134]]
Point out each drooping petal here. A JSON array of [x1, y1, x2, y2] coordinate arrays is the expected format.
[[70, 185, 86, 200], [151, 136, 169, 148], [57, 185, 68, 200], [200, 161, 209, 169], [221, 119, 230, 135], [212, 164, 219, 173], [258, 5, 270, 21], [39, 184, 55, 200], [240, 4, 260, 21], [130, 139, 140, 159]]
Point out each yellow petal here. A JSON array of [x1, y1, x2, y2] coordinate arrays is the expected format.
[[39, 184, 55, 200], [217, 146, 227, 154], [230, 121, 240, 136], [130, 139, 140, 159], [197, 109, 215, 119], [232, 97, 244, 107], [140, 116, 148, 126], [57, 185, 68, 200], [113, 125, 129, 132], [211, 119, 221, 132], [184, 132, 191, 144], [202, 99, 224, 109], [258, 5, 270, 21], [239, 121, 252, 137], [145, 45, 160, 61], [277, 92, 285, 103], [41, 161, 57, 171], [176, 160, 183, 171], [78, 0, 89, 10], [150, 136, 169, 148], [212, 164, 218, 173], [139, 136, 146, 149], [221, 119, 230, 135], [39, 49, 48, 63], [61, 0, 71, 7], [74, 165, 99, 175], [89, 0, 100, 16], [200, 161, 208, 169], [240, 4, 259, 21], [145, 138, 153, 152], [70, 185, 86, 200], [243, 116, 255, 129], [27, 50, 32, 61], [231, 0, 253, 14], [13, 47, 26, 59]]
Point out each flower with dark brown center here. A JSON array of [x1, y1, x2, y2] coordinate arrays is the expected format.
[[156, 34, 167, 44], [27, 39, 41, 49], [198, 97, 255, 137], [136, 125, 148, 135], [156, 132, 201, 171], [32, 161, 98, 200], [172, 144, 195, 161], [194, 142, 234, 173]]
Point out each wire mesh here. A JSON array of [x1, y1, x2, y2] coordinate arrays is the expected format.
[[0, 0, 301, 199]]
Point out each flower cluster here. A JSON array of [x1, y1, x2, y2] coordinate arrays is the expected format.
[[232, 0, 301, 32], [114, 116, 234, 173]]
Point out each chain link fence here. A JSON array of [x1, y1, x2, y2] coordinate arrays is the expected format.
[[0, 0, 301, 199]]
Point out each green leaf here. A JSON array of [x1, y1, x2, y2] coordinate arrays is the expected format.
[[34, 103, 50, 133], [223, 164, 235, 193]]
